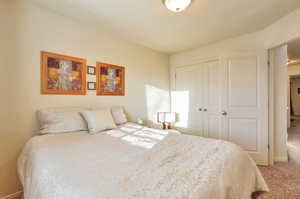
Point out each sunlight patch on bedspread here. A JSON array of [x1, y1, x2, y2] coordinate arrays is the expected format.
[[123, 123, 144, 129], [143, 127, 170, 135], [119, 126, 138, 133], [105, 130, 126, 138], [122, 135, 157, 149], [121, 127, 169, 149], [105, 122, 170, 149], [134, 130, 168, 140]]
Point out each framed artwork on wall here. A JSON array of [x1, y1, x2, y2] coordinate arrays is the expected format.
[[96, 62, 125, 96], [87, 82, 96, 90], [41, 51, 87, 95], [87, 66, 96, 75]]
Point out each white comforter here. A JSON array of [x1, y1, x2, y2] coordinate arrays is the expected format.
[[18, 123, 268, 199]]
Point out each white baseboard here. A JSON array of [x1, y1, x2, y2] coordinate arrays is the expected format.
[[274, 156, 288, 162], [1, 191, 22, 199]]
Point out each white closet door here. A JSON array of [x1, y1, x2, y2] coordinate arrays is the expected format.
[[202, 60, 223, 139], [222, 52, 269, 165], [173, 65, 204, 136]]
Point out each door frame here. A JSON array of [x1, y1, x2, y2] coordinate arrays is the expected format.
[[268, 49, 275, 165], [268, 45, 289, 164], [267, 35, 300, 164]]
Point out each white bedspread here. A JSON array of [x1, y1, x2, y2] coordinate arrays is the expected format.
[[18, 123, 268, 199]]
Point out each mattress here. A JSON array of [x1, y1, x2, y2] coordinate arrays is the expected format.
[[18, 122, 268, 199]]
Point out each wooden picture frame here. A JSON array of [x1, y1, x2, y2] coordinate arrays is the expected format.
[[87, 82, 96, 90], [87, 66, 96, 75], [96, 62, 125, 96], [41, 51, 87, 95]]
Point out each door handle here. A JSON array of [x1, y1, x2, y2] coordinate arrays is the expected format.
[[221, 111, 227, 116], [198, 108, 202, 111], [203, 108, 207, 112]]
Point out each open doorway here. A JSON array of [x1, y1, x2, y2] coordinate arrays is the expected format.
[[269, 40, 300, 164], [287, 39, 300, 164]]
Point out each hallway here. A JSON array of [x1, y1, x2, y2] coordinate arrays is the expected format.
[[287, 117, 300, 164], [257, 117, 300, 198]]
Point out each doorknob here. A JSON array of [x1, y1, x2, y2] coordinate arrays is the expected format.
[[203, 108, 207, 112], [198, 108, 202, 111], [221, 111, 227, 116]]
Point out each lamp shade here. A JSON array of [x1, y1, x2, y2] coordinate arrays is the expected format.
[[157, 112, 177, 123]]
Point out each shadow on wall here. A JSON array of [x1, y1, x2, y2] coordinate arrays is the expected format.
[[145, 85, 170, 127]]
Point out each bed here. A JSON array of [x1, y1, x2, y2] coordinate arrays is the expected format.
[[18, 122, 268, 199]]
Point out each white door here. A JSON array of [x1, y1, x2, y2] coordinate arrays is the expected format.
[[202, 60, 223, 139], [173, 64, 204, 136], [172, 54, 268, 165], [173, 60, 223, 138], [221, 52, 269, 165]]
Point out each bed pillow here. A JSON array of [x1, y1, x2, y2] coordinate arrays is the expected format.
[[80, 109, 117, 134], [111, 106, 127, 125], [37, 107, 88, 134]]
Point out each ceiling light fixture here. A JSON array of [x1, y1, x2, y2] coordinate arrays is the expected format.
[[162, 0, 192, 13]]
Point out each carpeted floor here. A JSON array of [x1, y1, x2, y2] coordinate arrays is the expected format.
[[256, 117, 300, 199]]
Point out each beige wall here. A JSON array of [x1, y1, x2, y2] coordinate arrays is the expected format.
[[0, 0, 21, 197], [171, 7, 300, 163], [0, 0, 15, 133], [0, 1, 170, 197], [288, 64, 300, 76], [290, 77, 300, 116]]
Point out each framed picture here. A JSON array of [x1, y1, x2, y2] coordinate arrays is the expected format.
[[96, 62, 125, 96], [87, 66, 96, 75], [87, 82, 96, 90], [41, 51, 87, 95]]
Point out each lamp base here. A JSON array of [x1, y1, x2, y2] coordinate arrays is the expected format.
[[162, 122, 172, 130]]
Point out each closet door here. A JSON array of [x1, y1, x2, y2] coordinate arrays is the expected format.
[[202, 60, 223, 139], [173, 65, 204, 136], [222, 52, 268, 165]]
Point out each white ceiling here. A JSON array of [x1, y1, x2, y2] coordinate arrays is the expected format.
[[28, 0, 300, 54]]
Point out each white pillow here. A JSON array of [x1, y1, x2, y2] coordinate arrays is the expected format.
[[37, 107, 88, 134], [111, 107, 127, 125], [80, 109, 117, 134]]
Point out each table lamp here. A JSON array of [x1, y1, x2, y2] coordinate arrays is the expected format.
[[157, 112, 177, 129]]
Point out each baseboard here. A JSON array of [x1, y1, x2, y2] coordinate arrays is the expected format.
[[274, 156, 288, 162], [0, 191, 22, 199]]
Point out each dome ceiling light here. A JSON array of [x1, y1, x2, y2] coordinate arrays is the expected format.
[[162, 0, 192, 13]]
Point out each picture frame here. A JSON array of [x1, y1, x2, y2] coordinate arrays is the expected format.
[[96, 62, 125, 96], [87, 66, 96, 75], [87, 82, 96, 90], [41, 51, 87, 95]]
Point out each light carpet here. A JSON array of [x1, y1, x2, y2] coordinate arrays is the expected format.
[[256, 117, 300, 199]]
